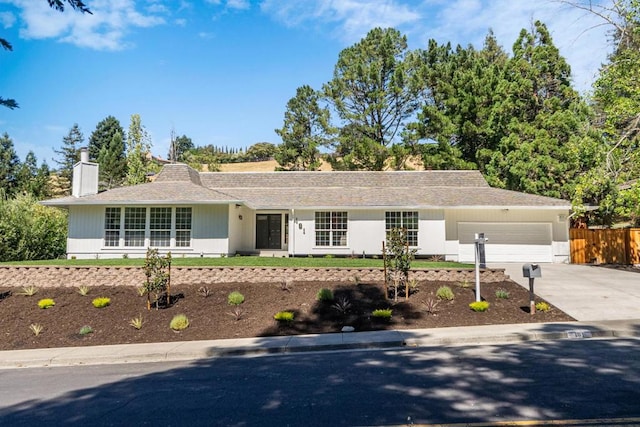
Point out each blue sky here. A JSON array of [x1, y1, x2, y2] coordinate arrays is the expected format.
[[0, 0, 611, 167]]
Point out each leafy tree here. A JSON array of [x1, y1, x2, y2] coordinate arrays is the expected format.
[[1, 1, 91, 109], [244, 142, 276, 162], [15, 151, 51, 199], [0, 194, 67, 261], [88, 115, 125, 157], [275, 85, 333, 171], [168, 133, 194, 162], [97, 131, 126, 190], [0, 133, 20, 196], [181, 147, 221, 172], [125, 114, 152, 186], [323, 27, 424, 170], [53, 124, 84, 195]]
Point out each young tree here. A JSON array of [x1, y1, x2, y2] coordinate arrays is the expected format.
[[53, 124, 84, 195], [1, 1, 91, 109], [0, 133, 20, 197], [275, 85, 333, 171], [323, 27, 425, 170], [125, 114, 152, 186], [15, 151, 51, 199], [97, 131, 127, 190]]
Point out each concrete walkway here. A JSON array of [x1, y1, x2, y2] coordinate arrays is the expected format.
[[493, 263, 640, 321], [1, 263, 639, 369]]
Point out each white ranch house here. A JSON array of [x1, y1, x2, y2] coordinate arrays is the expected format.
[[42, 150, 572, 263]]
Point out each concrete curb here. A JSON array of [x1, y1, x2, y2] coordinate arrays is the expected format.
[[1, 320, 638, 369]]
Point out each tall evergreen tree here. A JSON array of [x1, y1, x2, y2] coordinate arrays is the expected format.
[[88, 116, 126, 184], [0, 133, 20, 197], [323, 27, 425, 170], [275, 85, 333, 171], [14, 151, 50, 198], [97, 131, 127, 190], [125, 114, 152, 186], [53, 124, 83, 195]]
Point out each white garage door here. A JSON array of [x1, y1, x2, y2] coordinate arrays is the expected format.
[[458, 222, 553, 263]]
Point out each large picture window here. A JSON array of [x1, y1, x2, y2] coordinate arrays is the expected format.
[[315, 211, 347, 247], [175, 207, 192, 247], [150, 207, 171, 247], [125, 207, 146, 247], [385, 211, 418, 246], [104, 207, 121, 247]]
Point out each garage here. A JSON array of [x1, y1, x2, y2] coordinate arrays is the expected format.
[[457, 222, 553, 263]]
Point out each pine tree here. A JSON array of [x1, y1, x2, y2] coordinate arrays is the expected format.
[[125, 114, 152, 186], [97, 131, 127, 189], [53, 124, 84, 195], [0, 133, 20, 197]]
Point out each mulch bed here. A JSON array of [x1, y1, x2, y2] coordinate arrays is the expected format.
[[0, 280, 574, 351]]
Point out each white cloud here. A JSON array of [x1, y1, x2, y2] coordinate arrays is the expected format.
[[6, 0, 166, 51], [227, 0, 250, 10], [0, 11, 16, 28]]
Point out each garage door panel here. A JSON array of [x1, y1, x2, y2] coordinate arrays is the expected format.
[[458, 222, 552, 263]]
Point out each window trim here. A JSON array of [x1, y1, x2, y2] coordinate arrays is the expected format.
[[315, 211, 348, 247], [385, 211, 419, 247]]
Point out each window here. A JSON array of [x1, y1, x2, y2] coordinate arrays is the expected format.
[[175, 207, 192, 247], [124, 207, 146, 247], [385, 211, 418, 246], [315, 211, 347, 246], [150, 207, 171, 247], [104, 207, 121, 247]]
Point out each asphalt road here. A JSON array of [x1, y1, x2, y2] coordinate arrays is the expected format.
[[1, 338, 639, 426]]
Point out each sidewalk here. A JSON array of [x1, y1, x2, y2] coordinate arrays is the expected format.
[[1, 319, 638, 369]]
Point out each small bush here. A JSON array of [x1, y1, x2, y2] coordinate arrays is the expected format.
[[170, 314, 190, 331], [535, 301, 550, 312], [316, 288, 334, 302], [38, 298, 55, 309], [372, 308, 393, 319], [136, 286, 147, 297], [422, 298, 439, 315], [129, 315, 143, 330], [79, 325, 93, 335], [227, 291, 245, 305], [436, 286, 455, 301], [331, 296, 352, 314], [280, 280, 293, 291], [77, 285, 90, 296], [469, 301, 490, 312], [29, 323, 44, 336], [198, 286, 211, 298], [229, 306, 245, 321], [495, 289, 510, 299], [19, 286, 38, 297], [92, 297, 111, 308], [457, 280, 472, 289], [274, 311, 294, 322]]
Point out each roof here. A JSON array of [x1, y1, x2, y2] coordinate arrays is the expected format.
[[42, 163, 571, 209]]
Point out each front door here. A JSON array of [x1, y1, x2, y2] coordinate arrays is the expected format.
[[256, 214, 282, 249]]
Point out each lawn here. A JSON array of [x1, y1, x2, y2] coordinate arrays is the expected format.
[[0, 256, 472, 269]]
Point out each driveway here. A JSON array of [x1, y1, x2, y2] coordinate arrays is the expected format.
[[490, 263, 640, 321]]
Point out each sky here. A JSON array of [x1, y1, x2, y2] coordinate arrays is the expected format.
[[0, 0, 614, 167]]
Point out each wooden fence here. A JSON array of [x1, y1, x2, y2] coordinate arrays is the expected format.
[[570, 228, 640, 264]]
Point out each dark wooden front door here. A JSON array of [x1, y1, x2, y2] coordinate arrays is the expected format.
[[256, 214, 282, 249]]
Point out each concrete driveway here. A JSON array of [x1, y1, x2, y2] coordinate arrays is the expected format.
[[490, 263, 640, 321]]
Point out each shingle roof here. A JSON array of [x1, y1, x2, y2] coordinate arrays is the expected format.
[[42, 163, 570, 209]]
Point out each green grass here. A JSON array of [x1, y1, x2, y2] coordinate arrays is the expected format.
[[0, 256, 472, 269]]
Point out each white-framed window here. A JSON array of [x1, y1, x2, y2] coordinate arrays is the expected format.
[[125, 207, 146, 247], [104, 207, 121, 247], [175, 207, 192, 247], [315, 211, 348, 247], [385, 211, 418, 246], [150, 207, 171, 247]]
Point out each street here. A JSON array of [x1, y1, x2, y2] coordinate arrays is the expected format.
[[1, 338, 639, 426]]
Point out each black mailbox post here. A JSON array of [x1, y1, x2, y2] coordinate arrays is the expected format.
[[522, 264, 541, 314]]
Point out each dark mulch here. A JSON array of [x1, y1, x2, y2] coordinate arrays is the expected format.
[[0, 280, 574, 351]]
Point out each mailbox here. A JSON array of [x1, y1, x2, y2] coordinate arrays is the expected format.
[[522, 263, 541, 278]]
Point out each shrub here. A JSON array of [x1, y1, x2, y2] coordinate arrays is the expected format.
[[469, 301, 490, 312], [77, 285, 90, 296], [19, 286, 38, 297], [316, 288, 334, 302], [38, 298, 55, 309], [229, 306, 245, 321], [129, 315, 143, 330], [227, 291, 245, 305], [79, 325, 93, 335], [92, 297, 111, 308], [29, 323, 43, 336], [170, 314, 190, 331], [331, 296, 351, 314], [372, 308, 393, 319], [535, 301, 550, 312], [198, 286, 211, 298], [495, 289, 510, 299], [274, 311, 294, 322], [436, 286, 455, 301], [457, 280, 472, 289], [136, 286, 147, 297], [422, 298, 439, 315]]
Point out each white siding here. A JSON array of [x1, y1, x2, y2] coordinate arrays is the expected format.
[[67, 206, 104, 257]]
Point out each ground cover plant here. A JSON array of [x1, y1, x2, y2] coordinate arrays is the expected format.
[[0, 278, 573, 351]]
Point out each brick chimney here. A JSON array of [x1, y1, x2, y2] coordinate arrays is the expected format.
[[72, 147, 99, 197]]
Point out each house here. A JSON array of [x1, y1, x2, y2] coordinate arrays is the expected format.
[[42, 149, 572, 263]]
